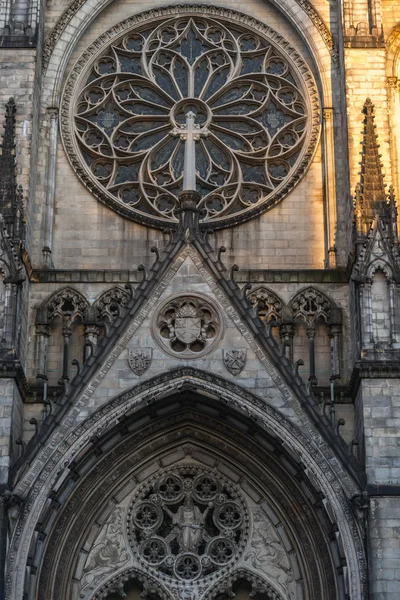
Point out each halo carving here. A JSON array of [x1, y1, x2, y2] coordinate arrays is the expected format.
[[61, 5, 320, 230], [126, 466, 249, 586]]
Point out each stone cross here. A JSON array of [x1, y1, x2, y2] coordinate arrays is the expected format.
[[171, 111, 209, 192]]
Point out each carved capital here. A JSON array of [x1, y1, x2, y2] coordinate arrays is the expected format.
[[36, 323, 51, 337]]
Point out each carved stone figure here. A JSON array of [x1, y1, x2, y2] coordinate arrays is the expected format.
[[163, 483, 212, 553], [244, 511, 294, 599], [80, 508, 130, 593], [127, 467, 248, 585]]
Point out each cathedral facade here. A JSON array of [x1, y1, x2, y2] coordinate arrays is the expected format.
[[0, 0, 399, 598]]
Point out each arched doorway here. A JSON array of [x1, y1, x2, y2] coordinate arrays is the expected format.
[[32, 387, 353, 600]]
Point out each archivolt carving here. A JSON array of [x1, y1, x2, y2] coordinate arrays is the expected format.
[[43, 1, 334, 75], [28, 385, 364, 600], [61, 6, 320, 229], [386, 23, 400, 78]]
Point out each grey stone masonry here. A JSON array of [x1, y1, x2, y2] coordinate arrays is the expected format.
[[360, 378, 400, 485], [369, 496, 400, 600]]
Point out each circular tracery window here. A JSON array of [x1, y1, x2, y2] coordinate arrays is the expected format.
[[126, 466, 249, 586], [153, 294, 222, 358], [62, 6, 320, 229]]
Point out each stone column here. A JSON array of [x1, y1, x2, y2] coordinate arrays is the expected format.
[[328, 308, 342, 380], [280, 324, 294, 361], [35, 322, 50, 380], [59, 323, 72, 384], [322, 108, 337, 268], [307, 325, 317, 386], [83, 307, 100, 362], [360, 279, 373, 349], [1, 282, 17, 350], [280, 306, 294, 362], [42, 108, 59, 268], [388, 279, 397, 346]]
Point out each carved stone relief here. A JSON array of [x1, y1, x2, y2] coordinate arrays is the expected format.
[[80, 507, 129, 594], [128, 348, 152, 375], [127, 466, 248, 586], [290, 287, 331, 325], [79, 463, 298, 600], [95, 286, 130, 323], [247, 287, 283, 323], [244, 510, 295, 599], [153, 294, 223, 358], [223, 349, 247, 376]]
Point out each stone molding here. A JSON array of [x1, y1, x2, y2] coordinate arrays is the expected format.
[[30, 267, 351, 284], [42, 0, 335, 75]]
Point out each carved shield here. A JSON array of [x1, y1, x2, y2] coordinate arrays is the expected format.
[[175, 317, 201, 344], [128, 348, 152, 376], [224, 349, 247, 376]]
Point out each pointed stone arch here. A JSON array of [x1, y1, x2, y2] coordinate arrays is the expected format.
[[246, 286, 284, 323], [288, 287, 341, 385], [35, 287, 89, 384], [7, 368, 366, 600], [288, 286, 336, 325], [93, 285, 130, 324], [38, 286, 89, 323]]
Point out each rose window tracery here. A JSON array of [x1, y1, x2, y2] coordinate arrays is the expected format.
[[62, 7, 320, 229], [127, 467, 248, 585], [154, 294, 222, 358]]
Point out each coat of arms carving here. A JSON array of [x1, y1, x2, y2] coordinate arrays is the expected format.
[[154, 295, 222, 358], [175, 303, 202, 345], [224, 349, 247, 376], [128, 348, 152, 376]]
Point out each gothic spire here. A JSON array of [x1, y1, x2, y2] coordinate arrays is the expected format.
[[358, 98, 387, 221], [354, 98, 398, 248], [0, 98, 24, 244]]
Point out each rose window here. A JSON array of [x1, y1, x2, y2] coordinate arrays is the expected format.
[[127, 467, 248, 585], [62, 7, 320, 229]]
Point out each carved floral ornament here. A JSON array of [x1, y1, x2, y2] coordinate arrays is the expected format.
[[153, 294, 223, 358], [61, 6, 320, 230]]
